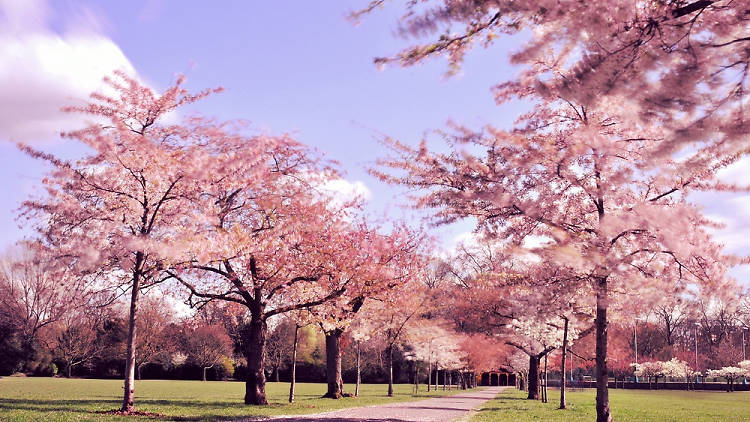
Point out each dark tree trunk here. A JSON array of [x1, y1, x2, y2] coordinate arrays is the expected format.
[[387, 344, 394, 397], [595, 276, 612, 422], [560, 316, 569, 409], [289, 325, 299, 403], [121, 253, 143, 412], [527, 355, 541, 400], [323, 328, 344, 399], [355, 342, 361, 397], [243, 308, 268, 405]]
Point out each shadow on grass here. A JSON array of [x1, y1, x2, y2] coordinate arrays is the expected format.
[[0, 398, 119, 413], [0, 398, 285, 421]]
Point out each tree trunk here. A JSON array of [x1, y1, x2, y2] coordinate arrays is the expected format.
[[542, 354, 548, 403], [387, 344, 394, 397], [121, 256, 143, 412], [67, 361, 72, 378], [560, 316, 568, 409], [243, 309, 268, 405], [202, 366, 207, 382], [427, 356, 431, 392], [414, 362, 419, 393], [354, 341, 361, 397], [289, 325, 299, 403], [527, 355, 540, 400], [323, 328, 344, 399], [595, 276, 612, 422], [137, 363, 142, 381]]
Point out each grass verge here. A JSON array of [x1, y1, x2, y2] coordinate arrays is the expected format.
[[470, 387, 750, 422]]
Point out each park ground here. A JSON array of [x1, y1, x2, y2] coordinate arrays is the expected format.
[[0, 378, 459, 421], [2, 379, 750, 421], [471, 387, 750, 422]]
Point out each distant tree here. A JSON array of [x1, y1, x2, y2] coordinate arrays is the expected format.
[[0, 245, 91, 363], [55, 307, 106, 378], [707, 365, 749, 392], [134, 295, 178, 380], [265, 317, 296, 382], [183, 325, 233, 381]]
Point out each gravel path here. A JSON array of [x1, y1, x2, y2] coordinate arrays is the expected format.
[[259, 386, 504, 422]]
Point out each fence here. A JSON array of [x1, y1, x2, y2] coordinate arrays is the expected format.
[[546, 379, 750, 391]]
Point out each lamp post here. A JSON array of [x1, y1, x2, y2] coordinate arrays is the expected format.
[[694, 322, 700, 384], [634, 319, 639, 383]]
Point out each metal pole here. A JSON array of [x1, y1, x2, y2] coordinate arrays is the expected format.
[[634, 321, 638, 383], [695, 325, 699, 384]]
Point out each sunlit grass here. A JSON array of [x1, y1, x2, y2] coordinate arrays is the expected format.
[[0, 377, 460, 421], [471, 387, 750, 422]]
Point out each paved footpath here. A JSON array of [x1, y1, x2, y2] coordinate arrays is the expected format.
[[257, 386, 504, 422]]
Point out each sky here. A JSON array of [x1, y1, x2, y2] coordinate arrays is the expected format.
[[1, 0, 749, 283]]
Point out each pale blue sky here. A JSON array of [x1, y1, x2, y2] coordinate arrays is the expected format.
[[1, 1, 748, 284], [0, 0, 524, 249]]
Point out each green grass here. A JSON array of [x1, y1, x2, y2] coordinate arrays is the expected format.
[[471, 387, 750, 422], [0, 378, 458, 421]]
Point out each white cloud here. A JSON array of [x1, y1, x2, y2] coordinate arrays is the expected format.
[[0, 0, 137, 143], [715, 156, 750, 187], [322, 178, 373, 203], [702, 196, 750, 255]]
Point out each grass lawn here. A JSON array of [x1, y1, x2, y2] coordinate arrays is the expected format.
[[0, 377, 458, 421], [471, 387, 750, 421]]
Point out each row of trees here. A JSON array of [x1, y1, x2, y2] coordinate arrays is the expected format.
[[9, 3, 748, 422], [13, 72, 431, 411]]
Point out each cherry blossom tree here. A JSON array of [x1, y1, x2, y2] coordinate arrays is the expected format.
[[359, 278, 430, 397], [355, 0, 749, 163], [18, 72, 220, 413], [311, 223, 425, 399], [165, 158, 425, 405], [374, 92, 737, 417], [442, 240, 592, 400], [352, 3, 745, 418], [632, 361, 665, 389], [707, 365, 749, 392]]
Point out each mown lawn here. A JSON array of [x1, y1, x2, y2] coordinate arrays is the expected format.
[[471, 387, 750, 421], [0, 377, 458, 421]]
